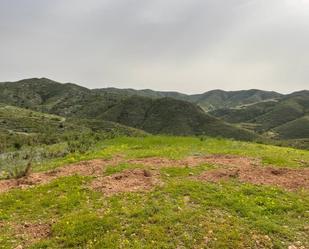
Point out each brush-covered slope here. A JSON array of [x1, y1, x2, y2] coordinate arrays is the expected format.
[[211, 90, 309, 139], [102, 97, 257, 140], [273, 116, 309, 139], [96, 88, 282, 111], [210, 101, 278, 124], [0, 104, 146, 152], [3, 78, 308, 142], [190, 89, 282, 111], [0, 78, 283, 114], [0, 78, 258, 141], [0, 78, 124, 117]]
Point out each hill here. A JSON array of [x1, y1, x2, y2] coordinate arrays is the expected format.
[[0, 78, 124, 117], [211, 91, 309, 140], [189, 89, 282, 111], [0, 78, 258, 141], [1, 78, 308, 146], [0, 104, 146, 153], [96, 87, 282, 111], [102, 96, 257, 140], [0, 78, 283, 113]]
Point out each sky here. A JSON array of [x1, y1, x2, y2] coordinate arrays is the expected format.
[[0, 0, 308, 93]]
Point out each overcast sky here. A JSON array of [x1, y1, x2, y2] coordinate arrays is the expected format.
[[0, 0, 308, 93]]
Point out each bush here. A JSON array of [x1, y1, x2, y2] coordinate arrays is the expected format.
[[67, 133, 100, 154]]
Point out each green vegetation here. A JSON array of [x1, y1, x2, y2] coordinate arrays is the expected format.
[[0, 136, 308, 248], [211, 91, 309, 147], [0, 104, 146, 179], [1, 78, 308, 148], [189, 89, 282, 111], [274, 116, 309, 139], [102, 96, 257, 140]]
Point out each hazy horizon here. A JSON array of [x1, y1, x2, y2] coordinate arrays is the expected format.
[[1, 0, 309, 94]]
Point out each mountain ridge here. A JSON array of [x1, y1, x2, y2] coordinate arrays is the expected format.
[[0, 78, 259, 141], [1, 77, 308, 145], [0, 78, 286, 111]]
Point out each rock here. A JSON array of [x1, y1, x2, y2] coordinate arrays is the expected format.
[[143, 170, 151, 177], [288, 246, 297, 249]]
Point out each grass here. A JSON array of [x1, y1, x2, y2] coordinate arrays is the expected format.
[[91, 136, 309, 167], [28, 135, 309, 174], [0, 136, 308, 248]]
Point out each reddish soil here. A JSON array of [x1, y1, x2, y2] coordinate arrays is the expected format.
[[90, 169, 161, 196], [202, 154, 260, 167], [14, 222, 51, 242], [126, 155, 258, 168], [197, 165, 309, 190], [127, 157, 178, 168], [0, 155, 231, 193], [0, 154, 308, 193], [0, 159, 110, 193]]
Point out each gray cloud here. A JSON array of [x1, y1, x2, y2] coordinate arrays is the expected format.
[[0, 0, 308, 93]]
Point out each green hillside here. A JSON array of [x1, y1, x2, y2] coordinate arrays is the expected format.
[[211, 91, 309, 141], [1, 78, 282, 113], [0, 136, 308, 249], [274, 116, 309, 139], [0, 78, 124, 117], [0, 104, 146, 153], [96, 87, 282, 111], [190, 89, 282, 111], [102, 97, 257, 140], [0, 78, 258, 142], [0, 78, 308, 146], [210, 100, 278, 123]]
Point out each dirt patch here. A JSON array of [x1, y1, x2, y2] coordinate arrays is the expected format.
[[14, 222, 52, 242], [90, 169, 161, 196], [202, 154, 260, 167], [0, 154, 304, 193], [126, 156, 207, 168], [127, 155, 259, 168], [197, 165, 309, 190], [0, 159, 112, 193], [127, 157, 177, 168]]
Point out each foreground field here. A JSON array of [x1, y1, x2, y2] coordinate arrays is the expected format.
[[0, 136, 308, 249]]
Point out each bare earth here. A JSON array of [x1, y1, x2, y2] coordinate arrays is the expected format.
[[14, 222, 52, 242], [90, 169, 161, 196], [197, 165, 309, 191], [0, 155, 308, 194]]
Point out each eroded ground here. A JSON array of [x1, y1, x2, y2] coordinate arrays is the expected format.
[[1, 155, 308, 194], [90, 169, 161, 195]]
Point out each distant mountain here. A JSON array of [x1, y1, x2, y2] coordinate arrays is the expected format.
[[211, 90, 309, 139], [0, 78, 125, 117], [95, 87, 191, 102], [189, 89, 282, 111], [1, 78, 308, 143], [0, 78, 283, 112], [0, 78, 260, 141], [95, 87, 282, 111]]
